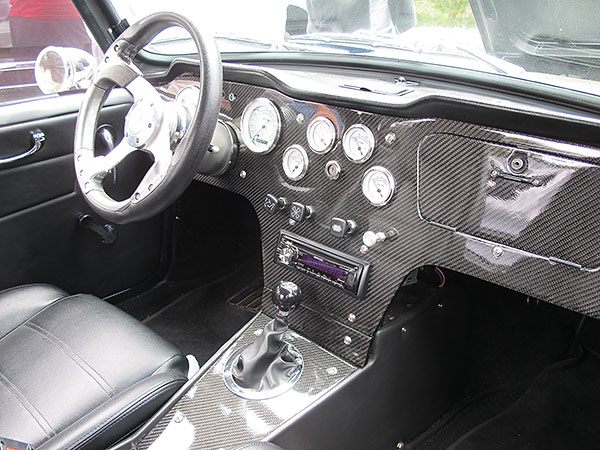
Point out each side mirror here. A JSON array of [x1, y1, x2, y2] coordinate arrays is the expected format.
[[34, 46, 97, 94]]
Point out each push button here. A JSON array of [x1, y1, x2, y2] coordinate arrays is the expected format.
[[289, 202, 314, 225], [330, 218, 357, 238], [263, 194, 287, 215]]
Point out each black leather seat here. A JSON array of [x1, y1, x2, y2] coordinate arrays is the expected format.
[[0, 284, 189, 450]]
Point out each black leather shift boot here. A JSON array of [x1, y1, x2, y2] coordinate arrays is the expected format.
[[232, 315, 298, 391]]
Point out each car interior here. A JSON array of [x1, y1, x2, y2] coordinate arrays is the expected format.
[[1, 1, 600, 449]]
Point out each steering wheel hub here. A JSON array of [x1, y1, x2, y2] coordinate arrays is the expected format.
[[125, 99, 161, 148]]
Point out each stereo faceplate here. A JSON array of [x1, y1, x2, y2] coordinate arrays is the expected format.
[[274, 231, 370, 299]]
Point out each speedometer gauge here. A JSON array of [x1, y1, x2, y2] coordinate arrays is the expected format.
[[307, 116, 336, 154], [282, 145, 309, 181], [342, 124, 375, 163], [241, 98, 281, 154], [362, 166, 395, 206]]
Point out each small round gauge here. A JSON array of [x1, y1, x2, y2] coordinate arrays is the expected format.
[[176, 85, 201, 110], [241, 98, 281, 154], [362, 166, 395, 206], [342, 124, 375, 163], [307, 116, 336, 154], [282, 145, 309, 181]]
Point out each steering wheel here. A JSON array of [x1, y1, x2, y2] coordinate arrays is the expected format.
[[74, 13, 222, 224]]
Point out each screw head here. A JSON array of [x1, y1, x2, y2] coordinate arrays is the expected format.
[[344, 336, 352, 345], [492, 246, 503, 258], [348, 313, 356, 323], [326, 367, 338, 375], [239, 170, 247, 179], [385, 132, 396, 144], [296, 113, 305, 124]]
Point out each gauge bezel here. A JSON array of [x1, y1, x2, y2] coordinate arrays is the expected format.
[[282, 145, 309, 181], [362, 166, 396, 206], [240, 98, 282, 154], [342, 124, 375, 163], [307, 116, 337, 155]]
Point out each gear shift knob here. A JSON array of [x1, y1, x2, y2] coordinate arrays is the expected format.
[[272, 281, 302, 314]]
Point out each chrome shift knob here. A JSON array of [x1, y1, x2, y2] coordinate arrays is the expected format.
[[272, 281, 302, 314]]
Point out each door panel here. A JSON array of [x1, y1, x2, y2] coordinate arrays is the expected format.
[[0, 91, 165, 298]]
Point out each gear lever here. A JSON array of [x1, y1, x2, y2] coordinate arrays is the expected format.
[[226, 281, 304, 397]]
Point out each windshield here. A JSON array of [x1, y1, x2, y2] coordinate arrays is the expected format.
[[111, 0, 600, 97]]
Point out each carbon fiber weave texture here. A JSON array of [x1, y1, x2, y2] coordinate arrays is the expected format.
[[159, 76, 600, 367], [136, 314, 355, 450]]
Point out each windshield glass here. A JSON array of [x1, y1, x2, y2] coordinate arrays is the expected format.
[[111, 0, 600, 97]]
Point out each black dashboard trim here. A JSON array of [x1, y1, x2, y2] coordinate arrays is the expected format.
[[149, 60, 600, 149]]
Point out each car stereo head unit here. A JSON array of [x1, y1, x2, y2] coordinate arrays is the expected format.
[[274, 231, 370, 299]]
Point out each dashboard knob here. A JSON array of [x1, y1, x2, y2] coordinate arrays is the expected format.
[[272, 281, 303, 314], [362, 231, 386, 248]]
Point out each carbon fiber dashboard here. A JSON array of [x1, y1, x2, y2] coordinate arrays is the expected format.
[[161, 75, 600, 367]]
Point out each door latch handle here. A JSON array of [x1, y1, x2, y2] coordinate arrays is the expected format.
[[0, 130, 45, 165]]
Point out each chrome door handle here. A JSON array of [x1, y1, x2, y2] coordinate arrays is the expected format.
[[0, 130, 45, 165]]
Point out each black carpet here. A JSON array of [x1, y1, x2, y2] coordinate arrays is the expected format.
[[407, 277, 582, 450], [142, 273, 258, 365], [449, 348, 600, 450]]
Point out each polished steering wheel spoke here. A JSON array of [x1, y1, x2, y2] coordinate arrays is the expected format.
[[126, 76, 163, 105], [131, 130, 173, 203], [76, 140, 138, 192]]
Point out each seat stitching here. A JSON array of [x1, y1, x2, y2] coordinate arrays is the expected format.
[[0, 369, 56, 438], [70, 378, 186, 450], [0, 294, 83, 343], [150, 354, 183, 377], [25, 323, 116, 397]]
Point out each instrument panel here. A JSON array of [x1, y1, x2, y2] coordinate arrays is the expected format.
[[160, 74, 600, 366]]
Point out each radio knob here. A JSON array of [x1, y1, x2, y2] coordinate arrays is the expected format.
[[279, 245, 298, 265]]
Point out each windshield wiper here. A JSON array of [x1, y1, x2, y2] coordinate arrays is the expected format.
[[288, 32, 420, 54], [456, 46, 524, 75], [214, 34, 312, 52]]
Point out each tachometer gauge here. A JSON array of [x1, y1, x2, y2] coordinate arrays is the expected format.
[[241, 98, 281, 154], [307, 116, 336, 154], [362, 166, 395, 206], [342, 124, 375, 163], [282, 145, 309, 181]]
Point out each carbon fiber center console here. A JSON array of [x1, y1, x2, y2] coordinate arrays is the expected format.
[[136, 314, 355, 450]]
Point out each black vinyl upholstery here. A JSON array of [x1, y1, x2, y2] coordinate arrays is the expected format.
[[0, 284, 188, 450]]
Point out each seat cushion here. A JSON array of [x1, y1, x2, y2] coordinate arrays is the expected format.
[[0, 284, 188, 450]]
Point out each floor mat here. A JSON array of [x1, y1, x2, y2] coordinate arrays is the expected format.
[[139, 269, 260, 366], [448, 349, 600, 450]]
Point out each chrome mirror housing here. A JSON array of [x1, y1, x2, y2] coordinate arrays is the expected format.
[[34, 46, 97, 94]]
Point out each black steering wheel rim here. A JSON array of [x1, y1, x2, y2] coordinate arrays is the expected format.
[[74, 12, 222, 224]]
